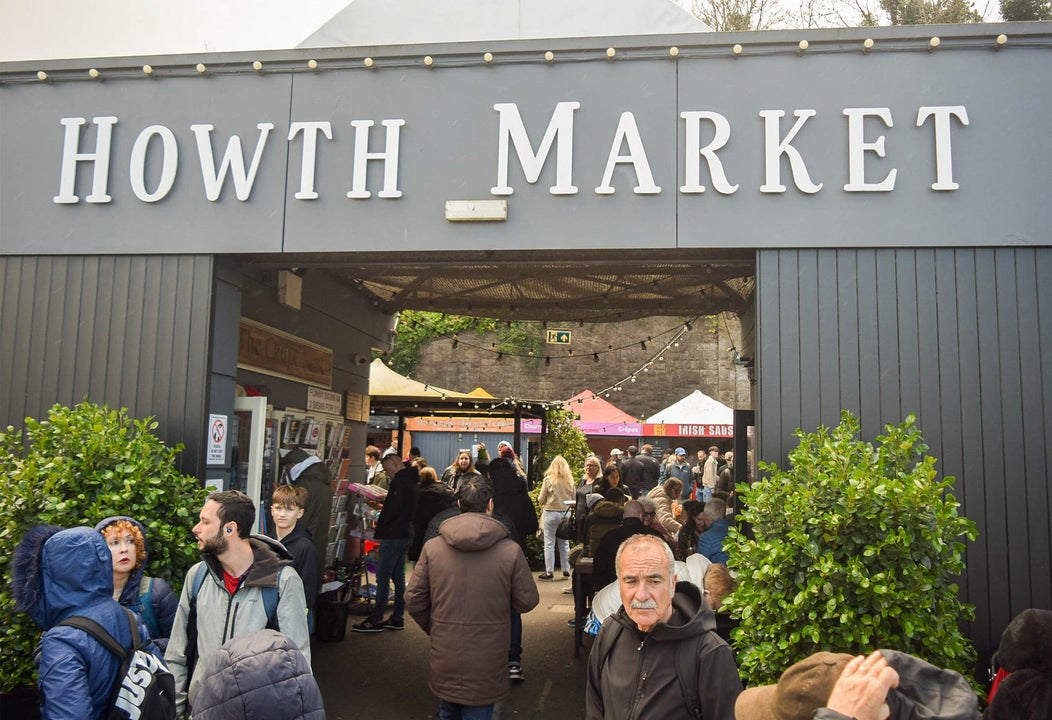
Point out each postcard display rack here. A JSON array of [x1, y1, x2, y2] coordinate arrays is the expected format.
[[273, 409, 352, 574], [346, 481, 387, 609]]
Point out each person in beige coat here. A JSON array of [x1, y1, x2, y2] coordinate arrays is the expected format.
[[405, 477, 540, 720], [646, 478, 684, 536], [536, 455, 577, 580]]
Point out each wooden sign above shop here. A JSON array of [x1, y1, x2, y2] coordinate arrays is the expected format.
[[345, 391, 370, 423], [238, 318, 333, 388]]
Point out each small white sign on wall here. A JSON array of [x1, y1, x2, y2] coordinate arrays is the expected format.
[[207, 414, 228, 466], [307, 386, 343, 416]]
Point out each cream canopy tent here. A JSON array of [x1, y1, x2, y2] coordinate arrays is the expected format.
[[368, 358, 500, 415], [367, 358, 541, 455]]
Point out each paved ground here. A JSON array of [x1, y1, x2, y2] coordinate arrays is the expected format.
[[312, 573, 590, 720]]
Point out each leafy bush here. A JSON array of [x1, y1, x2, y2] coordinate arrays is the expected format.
[[534, 406, 592, 482], [723, 411, 978, 685], [0, 401, 207, 692]]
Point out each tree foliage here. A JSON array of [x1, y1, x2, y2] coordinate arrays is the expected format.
[[677, 0, 987, 29], [0, 402, 208, 691], [536, 407, 593, 481], [387, 311, 541, 376], [879, 0, 983, 23], [723, 411, 978, 686], [684, 0, 790, 29], [1000, 0, 1052, 19]]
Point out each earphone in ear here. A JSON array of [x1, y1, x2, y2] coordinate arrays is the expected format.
[[225, 527, 233, 534]]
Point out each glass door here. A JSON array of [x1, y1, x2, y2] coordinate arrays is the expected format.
[[233, 396, 268, 533]]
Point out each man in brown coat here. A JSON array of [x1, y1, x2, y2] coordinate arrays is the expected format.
[[405, 477, 540, 720]]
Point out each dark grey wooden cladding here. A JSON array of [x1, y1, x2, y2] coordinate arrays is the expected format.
[[0, 255, 215, 478], [756, 247, 1052, 671]]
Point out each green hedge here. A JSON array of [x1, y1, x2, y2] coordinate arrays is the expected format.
[[0, 402, 207, 692], [723, 411, 978, 686]]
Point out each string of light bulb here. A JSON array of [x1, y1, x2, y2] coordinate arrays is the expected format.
[[397, 316, 698, 421]]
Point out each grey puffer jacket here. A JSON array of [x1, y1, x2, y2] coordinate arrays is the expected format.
[[190, 629, 324, 720]]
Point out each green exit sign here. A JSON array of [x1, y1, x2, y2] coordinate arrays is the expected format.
[[546, 329, 572, 345]]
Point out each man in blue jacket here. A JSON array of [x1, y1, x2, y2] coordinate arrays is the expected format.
[[12, 525, 157, 720]]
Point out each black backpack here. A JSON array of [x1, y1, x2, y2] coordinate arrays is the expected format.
[[58, 607, 177, 720]]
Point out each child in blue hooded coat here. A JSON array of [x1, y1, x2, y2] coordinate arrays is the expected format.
[[12, 525, 161, 720]]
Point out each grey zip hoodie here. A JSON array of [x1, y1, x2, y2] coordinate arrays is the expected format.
[[164, 535, 310, 716]]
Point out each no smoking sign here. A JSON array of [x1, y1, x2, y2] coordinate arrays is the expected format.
[[207, 414, 228, 465]]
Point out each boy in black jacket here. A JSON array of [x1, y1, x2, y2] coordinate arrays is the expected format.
[[271, 485, 319, 632]]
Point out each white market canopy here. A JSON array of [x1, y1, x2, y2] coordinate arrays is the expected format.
[[645, 389, 734, 425], [300, 0, 709, 48]]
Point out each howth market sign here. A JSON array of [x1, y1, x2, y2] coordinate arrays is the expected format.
[[2, 26, 1049, 255], [49, 103, 968, 205]]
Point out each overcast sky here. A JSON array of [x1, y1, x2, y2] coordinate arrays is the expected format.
[[0, 0, 713, 63], [0, 0, 350, 62]]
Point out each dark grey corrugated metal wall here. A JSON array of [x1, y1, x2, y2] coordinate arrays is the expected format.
[[0, 255, 215, 478], [756, 247, 1052, 670]]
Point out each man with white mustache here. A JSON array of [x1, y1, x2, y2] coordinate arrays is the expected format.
[[585, 534, 742, 719]]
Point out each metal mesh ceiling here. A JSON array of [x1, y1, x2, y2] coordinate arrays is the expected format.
[[240, 249, 755, 323]]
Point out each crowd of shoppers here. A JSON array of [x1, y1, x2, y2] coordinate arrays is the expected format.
[[14, 440, 1041, 720]]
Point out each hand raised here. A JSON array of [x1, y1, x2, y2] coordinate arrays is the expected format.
[[825, 651, 899, 720]]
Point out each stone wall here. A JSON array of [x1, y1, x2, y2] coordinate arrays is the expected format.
[[412, 315, 752, 419]]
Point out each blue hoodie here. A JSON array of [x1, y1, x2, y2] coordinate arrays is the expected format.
[[13, 526, 137, 720]]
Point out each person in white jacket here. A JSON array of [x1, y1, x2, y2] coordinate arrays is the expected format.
[[165, 490, 310, 717]]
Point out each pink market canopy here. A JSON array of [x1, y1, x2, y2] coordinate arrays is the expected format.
[[522, 390, 641, 437]]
